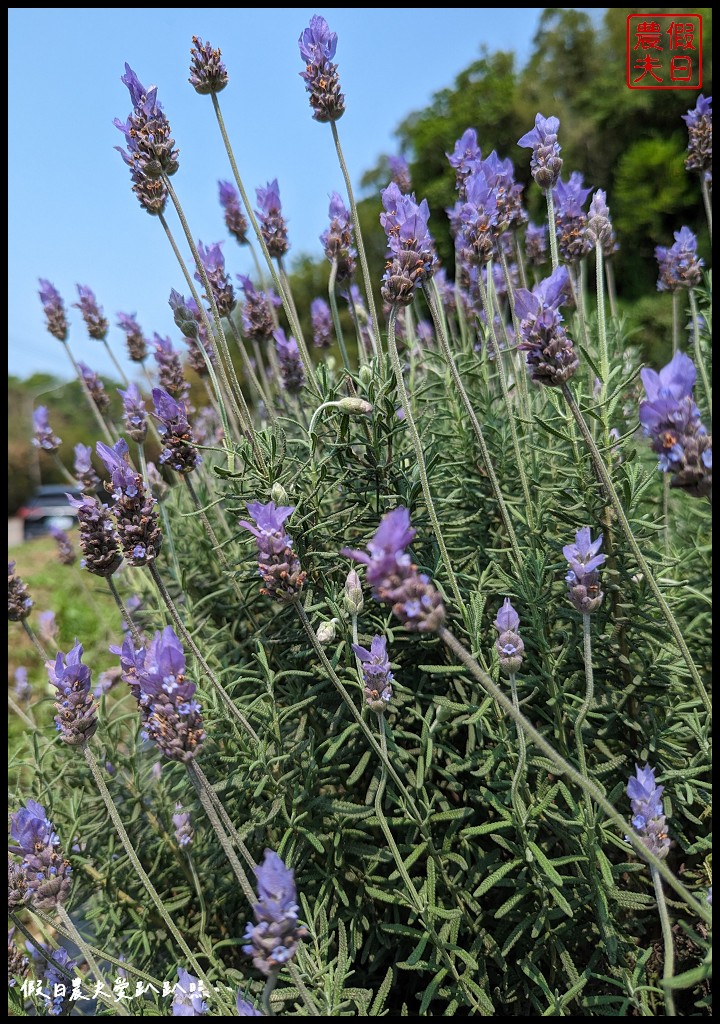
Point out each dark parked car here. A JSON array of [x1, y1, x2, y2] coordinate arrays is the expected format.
[[19, 485, 84, 540]]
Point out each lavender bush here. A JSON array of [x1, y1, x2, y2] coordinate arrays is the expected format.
[[8, 18, 711, 1019]]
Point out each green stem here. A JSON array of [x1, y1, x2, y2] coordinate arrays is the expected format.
[[330, 121, 380, 360], [190, 761, 256, 871], [508, 673, 528, 832], [575, 614, 595, 820], [499, 247, 531, 424], [261, 969, 280, 1016], [651, 867, 677, 1016], [102, 337, 129, 387], [8, 693, 36, 730], [424, 281, 523, 566], [436, 625, 710, 921], [605, 260, 618, 320], [595, 242, 610, 396], [671, 290, 679, 355], [328, 259, 352, 372], [560, 383, 709, 713], [56, 905, 124, 1012], [81, 744, 223, 1003], [10, 911, 76, 982], [106, 575, 143, 649], [278, 261, 320, 393], [224, 315, 275, 417], [477, 272, 535, 531], [700, 175, 712, 243], [147, 561, 260, 743], [186, 761, 256, 905], [21, 619, 49, 661], [689, 289, 712, 424], [52, 452, 81, 487], [545, 189, 560, 272], [662, 475, 671, 558], [387, 305, 465, 614]]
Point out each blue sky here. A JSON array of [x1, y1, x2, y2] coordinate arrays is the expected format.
[[9, 7, 589, 381]]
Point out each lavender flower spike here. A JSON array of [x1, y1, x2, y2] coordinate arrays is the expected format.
[[255, 180, 290, 260], [218, 180, 249, 245], [38, 279, 69, 342], [73, 284, 109, 340], [188, 36, 228, 95], [310, 297, 332, 349], [342, 507, 445, 632], [321, 191, 356, 280], [153, 333, 189, 399], [8, 561, 33, 622], [49, 527, 76, 566], [682, 94, 712, 179], [97, 438, 163, 566], [639, 351, 712, 498], [655, 226, 705, 292], [117, 312, 148, 363], [517, 113, 563, 191], [242, 849, 308, 976], [32, 406, 62, 453], [239, 500, 306, 602], [274, 329, 305, 394], [298, 15, 345, 123], [172, 804, 194, 849], [74, 443, 101, 492], [493, 598, 525, 675], [132, 625, 206, 762], [9, 799, 72, 911], [626, 764, 671, 860], [563, 527, 605, 613], [380, 183, 438, 306], [388, 154, 412, 193], [352, 635, 395, 713], [118, 382, 148, 443], [195, 240, 236, 318], [152, 387, 201, 475], [47, 640, 98, 745], [68, 494, 123, 578], [586, 189, 617, 256], [525, 222, 548, 266], [115, 62, 179, 180], [172, 968, 208, 1016], [239, 275, 276, 341], [77, 361, 111, 413], [514, 266, 578, 387]]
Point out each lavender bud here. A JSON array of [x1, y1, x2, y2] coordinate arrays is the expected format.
[[626, 764, 671, 860], [118, 383, 148, 443], [218, 181, 249, 245], [172, 804, 194, 848], [316, 619, 338, 645], [310, 297, 333, 349], [493, 598, 524, 675], [117, 312, 148, 362], [49, 527, 76, 566], [343, 569, 364, 615], [67, 494, 123, 578], [188, 36, 228, 95], [682, 95, 712, 178], [47, 640, 98, 745], [8, 562, 33, 622], [242, 849, 308, 976], [517, 113, 563, 191], [32, 406, 62, 453], [564, 527, 605, 614], [352, 635, 394, 713], [334, 397, 373, 416], [274, 329, 305, 394], [38, 280, 69, 342], [255, 180, 290, 260], [77, 362, 111, 413]]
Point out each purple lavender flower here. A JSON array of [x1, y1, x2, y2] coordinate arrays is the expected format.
[[447, 128, 482, 196], [73, 284, 108, 341], [152, 387, 201, 475], [67, 493, 123, 578], [352, 635, 394, 713], [172, 804, 194, 849], [8, 561, 33, 621], [238, 275, 277, 341], [321, 191, 356, 280], [478, 151, 526, 232], [342, 507, 446, 632], [380, 183, 438, 306], [242, 849, 308, 976], [525, 222, 548, 266], [493, 598, 525, 675], [514, 266, 578, 386], [586, 190, 618, 256], [49, 527, 76, 566], [116, 312, 148, 362], [77, 361, 111, 414], [239, 501, 306, 602], [153, 334, 189, 399], [73, 443, 101, 493], [218, 180, 249, 245], [553, 172, 593, 263], [115, 63, 179, 180], [172, 968, 207, 1016], [96, 438, 163, 566], [388, 154, 412, 193], [32, 406, 62, 453], [188, 35, 228, 95], [195, 240, 236, 317], [39, 947, 76, 1016], [274, 330, 305, 394], [563, 527, 605, 614], [416, 319, 434, 346], [38, 610, 58, 645], [310, 297, 332, 349], [255, 180, 289, 260], [14, 666, 32, 702], [450, 167, 500, 270], [9, 800, 72, 911], [38, 280, 68, 342], [627, 764, 671, 860], [118, 382, 148, 443], [639, 351, 712, 497], [8, 927, 29, 985], [517, 113, 563, 191], [236, 994, 263, 1016], [94, 667, 122, 697], [655, 226, 705, 292], [130, 626, 206, 762], [8, 859, 28, 909], [682, 94, 712, 179], [298, 15, 345, 123], [47, 640, 98, 745]]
